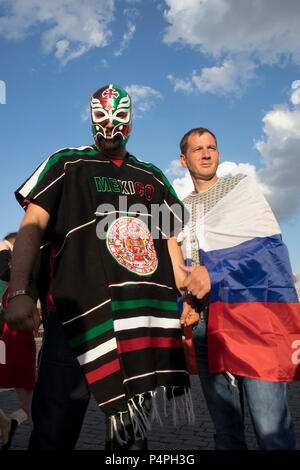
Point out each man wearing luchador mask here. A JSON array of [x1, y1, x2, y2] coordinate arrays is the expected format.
[[4, 84, 196, 450]]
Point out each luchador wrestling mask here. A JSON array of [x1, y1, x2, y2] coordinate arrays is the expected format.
[[90, 84, 132, 147]]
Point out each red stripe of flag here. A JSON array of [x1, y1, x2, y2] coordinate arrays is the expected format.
[[85, 358, 120, 384], [208, 300, 300, 381], [117, 336, 183, 354]]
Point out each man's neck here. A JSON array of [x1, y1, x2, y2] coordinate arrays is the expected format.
[[95, 143, 127, 160], [110, 146, 127, 159], [192, 175, 219, 193]]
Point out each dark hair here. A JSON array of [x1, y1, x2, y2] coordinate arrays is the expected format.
[[179, 127, 217, 154], [4, 232, 17, 243]]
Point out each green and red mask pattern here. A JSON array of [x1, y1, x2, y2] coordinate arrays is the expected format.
[[90, 84, 132, 147]]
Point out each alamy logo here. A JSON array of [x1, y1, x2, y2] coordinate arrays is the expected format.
[[0, 80, 6, 104], [95, 196, 189, 240], [0, 340, 6, 364], [291, 340, 300, 365]]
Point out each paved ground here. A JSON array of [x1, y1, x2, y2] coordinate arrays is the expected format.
[[1, 373, 300, 452]]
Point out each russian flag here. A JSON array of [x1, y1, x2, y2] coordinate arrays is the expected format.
[[184, 176, 300, 382]]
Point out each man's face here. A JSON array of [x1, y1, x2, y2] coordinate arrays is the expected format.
[[91, 84, 132, 150], [180, 132, 219, 182]]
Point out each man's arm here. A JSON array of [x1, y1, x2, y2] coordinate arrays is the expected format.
[[167, 237, 200, 327], [5, 203, 50, 332], [180, 264, 211, 300], [167, 236, 187, 296]]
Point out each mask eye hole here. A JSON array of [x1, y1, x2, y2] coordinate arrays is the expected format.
[[93, 110, 107, 121], [114, 110, 129, 121]]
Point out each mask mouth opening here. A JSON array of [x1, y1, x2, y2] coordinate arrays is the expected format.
[[95, 132, 123, 151]]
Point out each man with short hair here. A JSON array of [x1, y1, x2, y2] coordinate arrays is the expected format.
[[4, 85, 194, 450], [178, 127, 300, 450]]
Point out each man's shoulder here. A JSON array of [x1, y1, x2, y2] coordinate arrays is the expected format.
[[126, 153, 168, 181], [182, 174, 247, 205], [126, 153, 183, 202], [49, 144, 99, 161], [127, 153, 161, 171], [218, 174, 247, 187], [39, 145, 103, 175]]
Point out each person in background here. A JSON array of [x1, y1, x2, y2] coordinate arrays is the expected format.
[[0, 233, 36, 451], [293, 274, 300, 300]]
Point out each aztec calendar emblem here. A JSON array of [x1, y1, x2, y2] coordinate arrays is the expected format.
[[106, 217, 158, 276]]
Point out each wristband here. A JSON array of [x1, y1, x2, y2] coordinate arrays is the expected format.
[[182, 291, 194, 302], [8, 290, 31, 302]]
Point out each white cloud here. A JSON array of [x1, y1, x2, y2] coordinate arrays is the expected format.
[[165, 159, 187, 177], [191, 57, 257, 95], [172, 171, 194, 200], [255, 81, 300, 220], [168, 56, 257, 96], [0, 0, 115, 65], [114, 22, 136, 57], [163, 0, 300, 62], [164, 0, 300, 94], [167, 75, 194, 94], [290, 80, 300, 105], [217, 161, 271, 196], [114, 0, 141, 57], [101, 58, 109, 68], [81, 105, 90, 122], [217, 161, 256, 178], [125, 84, 163, 117]]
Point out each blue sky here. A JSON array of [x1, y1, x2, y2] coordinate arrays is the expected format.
[[0, 0, 300, 282]]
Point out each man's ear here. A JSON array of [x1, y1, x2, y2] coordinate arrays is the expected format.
[[180, 153, 187, 168]]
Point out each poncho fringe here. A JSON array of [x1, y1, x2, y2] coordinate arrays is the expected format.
[[108, 386, 195, 444]]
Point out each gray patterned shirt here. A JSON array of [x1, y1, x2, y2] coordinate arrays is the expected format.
[[183, 175, 246, 265]]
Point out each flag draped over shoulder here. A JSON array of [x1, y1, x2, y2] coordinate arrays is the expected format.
[[189, 176, 300, 381]]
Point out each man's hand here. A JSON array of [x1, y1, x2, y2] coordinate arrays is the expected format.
[[180, 301, 200, 327], [5, 295, 41, 333], [180, 265, 211, 299], [4, 202, 49, 334]]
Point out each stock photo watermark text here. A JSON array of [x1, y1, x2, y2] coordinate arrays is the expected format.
[[0, 340, 6, 364], [0, 80, 6, 104]]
